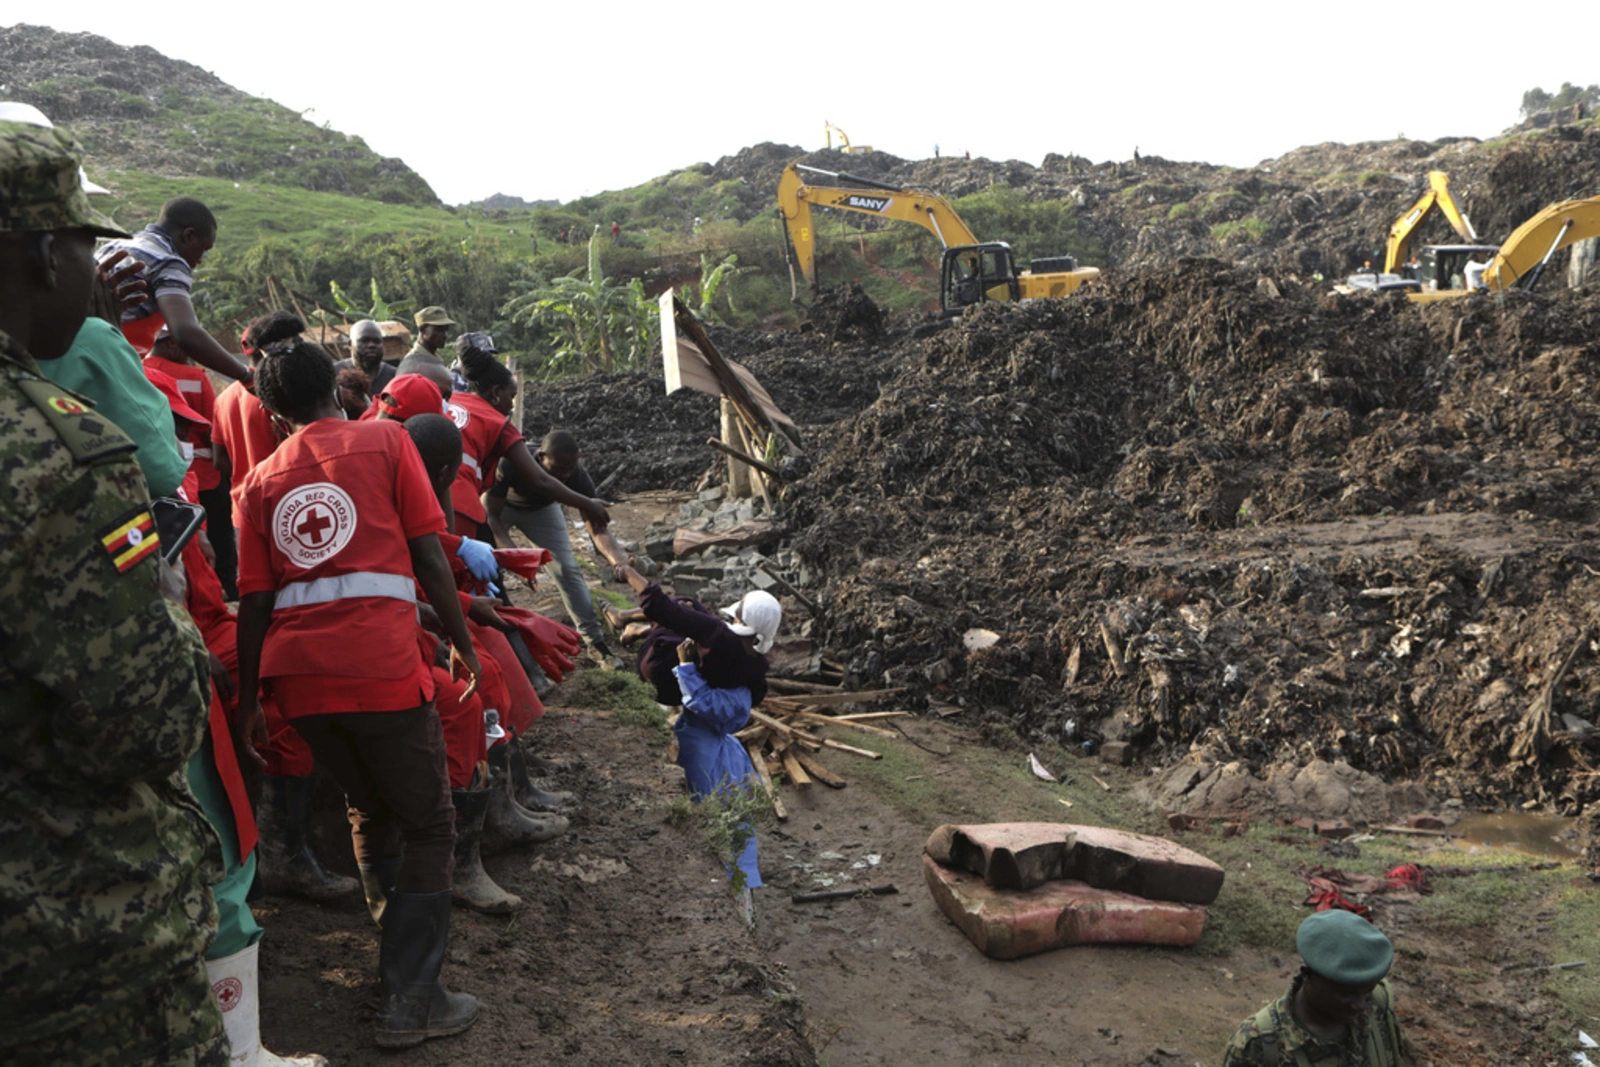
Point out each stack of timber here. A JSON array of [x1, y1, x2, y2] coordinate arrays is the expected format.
[[735, 680, 908, 819]]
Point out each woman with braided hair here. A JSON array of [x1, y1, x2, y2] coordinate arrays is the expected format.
[[232, 336, 484, 1049]]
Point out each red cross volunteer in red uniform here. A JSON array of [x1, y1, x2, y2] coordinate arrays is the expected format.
[[231, 337, 482, 1050]]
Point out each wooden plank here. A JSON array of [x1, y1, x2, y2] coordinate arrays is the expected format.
[[756, 561, 821, 616], [792, 750, 846, 789], [768, 677, 845, 695], [745, 740, 787, 821], [832, 712, 912, 722], [779, 748, 812, 788], [706, 436, 783, 479], [791, 883, 898, 905], [794, 711, 899, 738], [820, 737, 882, 760], [766, 688, 906, 708], [749, 710, 824, 751]]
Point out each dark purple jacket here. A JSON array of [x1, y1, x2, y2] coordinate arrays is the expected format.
[[635, 583, 768, 708]]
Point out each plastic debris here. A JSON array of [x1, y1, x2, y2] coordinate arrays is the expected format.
[[1028, 753, 1058, 782]]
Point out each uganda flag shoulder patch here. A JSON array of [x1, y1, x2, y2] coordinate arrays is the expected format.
[[100, 508, 160, 573]]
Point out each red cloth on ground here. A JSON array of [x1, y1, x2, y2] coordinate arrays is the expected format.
[[236, 419, 444, 717], [1303, 879, 1372, 918]]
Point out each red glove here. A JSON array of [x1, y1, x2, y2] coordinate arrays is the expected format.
[[495, 547, 553, 584], [497, 606, 581, 682]]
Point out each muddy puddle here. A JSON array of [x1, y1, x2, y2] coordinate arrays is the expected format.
[[1450, 812, 1580, 860]]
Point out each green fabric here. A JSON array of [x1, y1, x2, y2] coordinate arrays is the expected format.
[[186, 739, 263, 960], [36, 317, 188, 497], [1296, 910, 1394, 986]]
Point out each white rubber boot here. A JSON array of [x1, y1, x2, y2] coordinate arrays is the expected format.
[[207, 942, 329, 1066]]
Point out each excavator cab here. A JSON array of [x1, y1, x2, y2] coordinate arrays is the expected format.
[[1417, 244, 1500, 292], [940, 242, 1021, 314]]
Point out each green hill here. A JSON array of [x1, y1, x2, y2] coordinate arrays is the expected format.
[[1, 24, 438, 207]]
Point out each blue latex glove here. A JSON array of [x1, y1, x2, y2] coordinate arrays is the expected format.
[[456, 537, 498, 582]]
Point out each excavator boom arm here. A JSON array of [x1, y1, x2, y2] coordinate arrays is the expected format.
[[1484, 195, 1600, 289], [778, 162, 981, 286], [1384, 171, 1478, 274]]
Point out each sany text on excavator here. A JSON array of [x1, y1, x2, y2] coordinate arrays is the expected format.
[[778, 161, 1099, 315]]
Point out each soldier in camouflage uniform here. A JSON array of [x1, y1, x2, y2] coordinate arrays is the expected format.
[[1222, 910, 1403, 1067], [0, 121, 229, 1066]]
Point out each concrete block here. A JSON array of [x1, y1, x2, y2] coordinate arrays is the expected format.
[[749, 569, 778, 591], [668, 575, 706, 597], [923, 855, 1207, 959], [697, 487, 724, 503]]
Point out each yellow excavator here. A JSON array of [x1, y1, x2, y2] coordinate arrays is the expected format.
[[778, 161, 1099, 314], [823, 122, 872, 154], [1408, 194, 1600, 303], [1385, 170, 1479, 275]]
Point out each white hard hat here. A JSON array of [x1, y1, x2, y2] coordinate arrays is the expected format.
[[0, 100, 111, 194], [722, 590, 782, 655]]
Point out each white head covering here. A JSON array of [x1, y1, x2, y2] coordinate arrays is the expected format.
[[721, 590, 782, 655]]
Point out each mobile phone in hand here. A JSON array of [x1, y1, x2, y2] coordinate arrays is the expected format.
[[152, 497, 206, 566]]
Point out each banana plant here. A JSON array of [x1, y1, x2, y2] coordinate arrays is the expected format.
[[502, 228, 657, 375]]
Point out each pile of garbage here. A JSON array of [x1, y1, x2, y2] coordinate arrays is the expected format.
[[779, 266, 1600, 814]]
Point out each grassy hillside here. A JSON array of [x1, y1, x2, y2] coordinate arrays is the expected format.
[[2, 24, 437, 207]]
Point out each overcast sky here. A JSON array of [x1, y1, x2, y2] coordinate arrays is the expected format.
[[16, 2, 1598, 205]]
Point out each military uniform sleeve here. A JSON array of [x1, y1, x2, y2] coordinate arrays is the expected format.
[[0, 379, 210, 783], [1219, 1018, 1273, 1067]]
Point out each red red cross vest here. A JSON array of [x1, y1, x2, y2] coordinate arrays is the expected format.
[[235, 418, 445, 682], [446, 391, 520, 526]]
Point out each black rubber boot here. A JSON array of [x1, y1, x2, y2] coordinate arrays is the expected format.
[[484, 747, 569, 848], [374, 889, 479, 1048], [503, 741, 575, 814], [259, 775, 360, 903], [357, 855, 402, 927], [450, 788, 521, 914]]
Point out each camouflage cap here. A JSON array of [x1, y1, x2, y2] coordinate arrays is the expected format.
[[0, 121, 129, 238], [414, 306, 456, 327]]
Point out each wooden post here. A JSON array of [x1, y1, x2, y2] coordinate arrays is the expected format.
[[721, 397, 752, 499], [511, 359, 526, 438]]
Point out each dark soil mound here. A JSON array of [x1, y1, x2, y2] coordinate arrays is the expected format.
[[519, 299, 907, 493], [783, 265, 1600, 813]]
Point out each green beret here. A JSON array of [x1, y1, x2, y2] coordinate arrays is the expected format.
[[1297, 910, 1394, 985], [0, 121, 128, 238]]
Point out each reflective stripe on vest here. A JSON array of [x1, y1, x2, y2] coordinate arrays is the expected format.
[[274, 571, 416, 610], [460, 454, 482, 478]]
